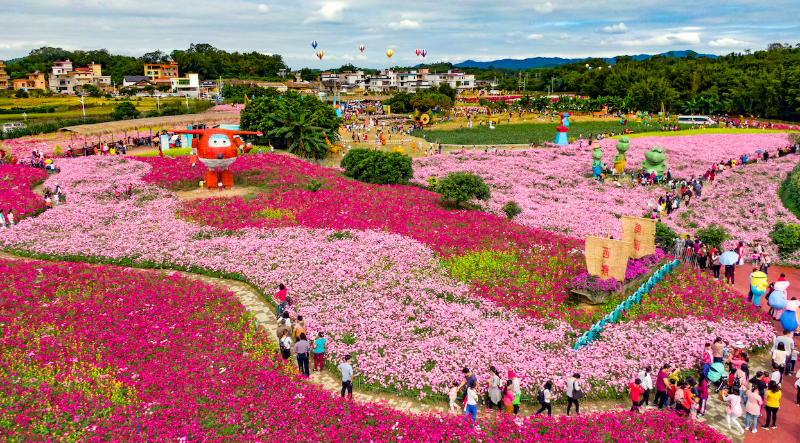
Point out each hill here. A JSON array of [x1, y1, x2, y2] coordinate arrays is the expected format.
[[455, 50, 718, 69]]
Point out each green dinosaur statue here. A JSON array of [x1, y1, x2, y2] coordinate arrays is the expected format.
[[612, 136, 630, 174], [591, 145, 604, 178], [641, 146, 667, 178]]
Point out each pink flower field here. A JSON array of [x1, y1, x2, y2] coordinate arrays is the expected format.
[[0, 164, 47, 219], [0, 155, 774, 403], [2, 259, 729, 442]]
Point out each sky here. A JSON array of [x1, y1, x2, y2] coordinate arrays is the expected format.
[[1, 0, 798, 70]]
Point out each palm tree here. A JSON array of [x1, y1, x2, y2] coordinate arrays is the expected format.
[[681, 98, 700, 115], [268, 105, 329, 162]]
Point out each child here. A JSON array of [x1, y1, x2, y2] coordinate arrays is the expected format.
[[113, 186, 121, 201], [502, 379, 515, 414], [448, 381, 460, 414], [7, 209, 14, 227], [790, 349, 798, 373], [44, 193, 52, 210]]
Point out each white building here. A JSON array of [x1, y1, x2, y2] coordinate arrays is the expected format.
[[320, 70, 368, 92], [171, 73, 200, 97], [49, 60, 112, 94], [363, 68, 475, 93]]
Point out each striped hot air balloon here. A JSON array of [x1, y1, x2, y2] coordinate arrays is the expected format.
[[415, 49, 421, 56], [316, 51, 324, 60], [420, 49, 427, 57], [312, 41, 317, 49], [386, 49, 393, 59], [359, 45, 365, 52]]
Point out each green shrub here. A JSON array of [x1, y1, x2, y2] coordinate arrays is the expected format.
[[779, 161, 800, 219], [111, 102, 140, 120], [769, 222, 800, 254], [502, 201, 522, 220], [438, 172, 490, 208], [655, 222, 678, 248], [340, 149, 412, 185], [696, 224, 729, 249]]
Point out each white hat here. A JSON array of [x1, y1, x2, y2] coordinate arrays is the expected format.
[[733, 341, 745, 349]]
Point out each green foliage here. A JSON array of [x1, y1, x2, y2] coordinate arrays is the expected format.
[[340, 149, 413, 185], [221, 85, 280, 103], [438, 172, 491, 208], [118, 87, 136, 97], [502, 201, 522, 220], [14, 89, 29, 99], [240, 91, 341, 157], [769, 222, 800, 254], [696, 224, 729, 249], [655, 222, 678, 248], [110, 102, 140, 120], [779, 161, 800, 219]]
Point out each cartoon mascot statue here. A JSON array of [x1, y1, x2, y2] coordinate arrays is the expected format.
[[171, 128, 262, 190]]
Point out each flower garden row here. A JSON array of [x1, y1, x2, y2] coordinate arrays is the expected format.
[[0, 164, 47, 219], [2, 259, 730, 442], [0, 155, 774, 403]]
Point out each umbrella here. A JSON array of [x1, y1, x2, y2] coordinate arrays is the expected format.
[[719, 251, 739, 266], [755, 150, 763, 154]]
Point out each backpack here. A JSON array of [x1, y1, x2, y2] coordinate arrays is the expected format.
[[537, 390, 545, 404]]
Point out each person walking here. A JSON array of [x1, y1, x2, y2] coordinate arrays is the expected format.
[[697, 373, 710, 417], [457, 367, 478, 408], [762, 381, 781, 429], [744, 385, 763, 434], [637, 366, 654, 407], [502, 380, 515, 414], [486, 366, 503, 412], [655, 363, 671, 409], [312, 332, 327, 372], [772, 343, 789, 381], [464, 381, 479, 422], [725, 264, 736, 285], [535, 381, 553, 416], [722, 387, 745, 434], [565, 373, 583, 416], [338, 355, 353, 399], [278, 330, 292, 361], [711, 249, 721, 280], [275, 283, 288, 319], [509, 370, 522, 415], [293, 333, 310, 377]]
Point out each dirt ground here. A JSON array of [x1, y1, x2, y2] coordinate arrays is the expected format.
[[174, 186, 261, 201]]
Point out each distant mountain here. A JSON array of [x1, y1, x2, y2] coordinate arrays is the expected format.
[[455, 50, 718, 69]]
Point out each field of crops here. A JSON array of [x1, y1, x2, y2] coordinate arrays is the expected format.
[[413, 120, 679, 145]]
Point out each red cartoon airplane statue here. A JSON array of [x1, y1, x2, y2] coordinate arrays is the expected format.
[[170, 128, 262, 190]]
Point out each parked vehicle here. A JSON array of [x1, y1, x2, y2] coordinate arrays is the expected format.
[[676, 115, 716, 125], [2, 122, 27, 133]]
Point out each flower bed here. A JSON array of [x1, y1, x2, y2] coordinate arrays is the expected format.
[[2, 257, 730, 442], [0, 156, 773, 403], [0, 164, 47, 219]]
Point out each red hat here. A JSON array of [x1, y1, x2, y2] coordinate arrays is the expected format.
[[508, 370, 516, 378]]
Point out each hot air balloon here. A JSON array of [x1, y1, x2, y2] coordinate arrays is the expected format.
[[585, 64, 589, 68], [421, 49, 427, 57], [316, 51, 324, 60], [312, 41, 318, 49], [386, 49, 393, 59], [415, 49, 421, 56], [359, 45, 365, 52]]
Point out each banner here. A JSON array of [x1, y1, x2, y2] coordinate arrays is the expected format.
[[620, 216, 656, 259], [585, 236, 631, 282]]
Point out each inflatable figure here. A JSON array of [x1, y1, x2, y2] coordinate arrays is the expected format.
[[592, 146, 604, 178], [768, 289, 787, 310], [641, 146, 667, 179], [171, 128, 262, 190], [554, 113, 570, 146], [780, 299, 799, 332], [612, 136, 629, 174]]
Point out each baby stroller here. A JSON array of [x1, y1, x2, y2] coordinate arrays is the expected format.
[[707, 362, 729, 393]]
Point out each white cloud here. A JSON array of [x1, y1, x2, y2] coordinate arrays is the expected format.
[[602, 23, 628, 34], [341, 55, 354, 60], [303, 2, 346, 24], [535, 2, 553, 13], [356, 54, 367, 60], [101, 25, 113, 31], [388, 19, 420, 30], [708, 38, 750, 47], [619, 32, 701, 46], [387, 45, 398, 48], [682, 27, 702, 31], [526, 34, 543, 40], [257, 4, 269, 14]]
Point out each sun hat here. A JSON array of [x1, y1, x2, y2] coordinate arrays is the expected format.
[[733, 341, 746, 349], [508, 370, 516, 378]]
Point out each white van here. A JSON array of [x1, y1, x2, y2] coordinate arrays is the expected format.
[[2, 122, 27, 133], [676, 115, 716, 126]]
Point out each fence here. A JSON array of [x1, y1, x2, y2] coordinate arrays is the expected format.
[[573, 259, 682, 350]]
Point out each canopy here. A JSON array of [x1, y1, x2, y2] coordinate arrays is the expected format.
[[59, 112, 240, 136]]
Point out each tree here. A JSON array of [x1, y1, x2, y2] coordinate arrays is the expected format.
[[81, 84, 103, 98], [502, 201, 522, 220], [143, 85, 156, 95], [437, 172, 490, 208], [267, 105, 328, 161], [14, 89, 29, 98], [299, 68, 318, 81], [119, 87, 136, 97], [157, 84, 172, 93], [111, 102, 140, 120], [340, 149, 413, 184]]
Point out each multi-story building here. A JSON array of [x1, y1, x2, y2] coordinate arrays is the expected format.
[[0, 61, 10, 89], [144, 61, 179, 87], [366, 70, 398, 92], [48, 60, 112, 93], [362, 68, 475, 93], [170, 73, 200, 97], [424, 69, 475, 91], [12, 71, 47, 90], [320, 70, 368, 92]]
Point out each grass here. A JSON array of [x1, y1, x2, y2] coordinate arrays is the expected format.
[[610, 128, 798, 139], [412, 120, 672, 145], [0, 96, 204, 123]]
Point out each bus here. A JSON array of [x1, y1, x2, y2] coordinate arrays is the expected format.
[[676, 115, 716, 126]]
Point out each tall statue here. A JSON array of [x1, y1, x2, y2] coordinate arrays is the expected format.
[[641, 146, 667, 179], [592, 144, 604, 178], [612, 136, 630, 174], [554, 112, 570, 146], [171, 128, 263, 189]]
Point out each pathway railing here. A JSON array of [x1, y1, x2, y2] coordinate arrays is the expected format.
[[573, 259, 681, 350]]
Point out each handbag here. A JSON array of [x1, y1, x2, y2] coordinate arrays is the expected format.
[[571, 380, 585, 400]]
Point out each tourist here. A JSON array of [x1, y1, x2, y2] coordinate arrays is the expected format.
[[722, 387, 745, 434], [637, 366, 653, 407], [711, 249, 721, 280], [464, 381, 479, 422], [772, 342, 789, 380], [769, 362, 783, 385], [7, 209, 14, 227], [0, 210, 5, 228], [762, 381, 781, 429], [697, 373, 709, 417], [702, 343, 713, 376], [744, 385, 763, 433], [279, 330, 292, 361], [502, 380, 515, 414], [629, 378, 645, 412], [535, 381, 553, 416], [312, 332, 327, 372], [795, 368, 800, 405], [448, 381, 460, 414], [673, 380, 686, 414], [711, 337, 725, 363], [337, 354, 354, 399], [760, 253, 771, 275], [457, 367, 478, 407], [735, 241, 745, 266], [293, 333, 311, 377], [724, 263, 735, 285], [509, 370, 521, 414], [655, 363, 671, 409], [565, 373, 583, 416], [275, 283, 288, 319], [293, 315, 306, 340], [486, 366, 503, 412]]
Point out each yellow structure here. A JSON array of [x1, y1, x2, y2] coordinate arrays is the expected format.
[[12, 71, 47, 90], [0, 61, 9, 89]]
